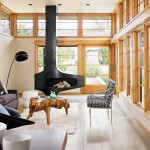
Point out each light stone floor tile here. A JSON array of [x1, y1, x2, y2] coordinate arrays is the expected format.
[[65, 145, 84, 150], [19, 95, 150, 150], [84, 146, 103, 150], [102, 141, 123, 150], [121, 145, 150, 150]]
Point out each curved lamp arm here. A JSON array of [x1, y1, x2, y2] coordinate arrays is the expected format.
[[6, 51, 28, 89], [6, 58, 15, 88]]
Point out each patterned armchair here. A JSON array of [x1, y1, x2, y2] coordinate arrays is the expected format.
[[86, 79, 116, 126]]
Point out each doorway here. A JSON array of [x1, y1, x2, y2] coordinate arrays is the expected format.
[[82, 46, 110, 93]]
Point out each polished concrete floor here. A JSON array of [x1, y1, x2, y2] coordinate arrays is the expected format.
[[64, 95, 150, 150]]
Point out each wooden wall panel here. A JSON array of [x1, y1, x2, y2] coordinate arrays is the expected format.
[[111, 44, 116, 81], [126, 0, 129, 23], [33, 14, 38, 37], [126, 36, 131, 95], [118, 3, 123, 30], [112, 5, 150, 42], [144, 0, 149, 8], [133, 0, 138, 17], [144, 26, 149, 111], [119, 40, 123, 91], [112, 13, 116, 36], [78, 14, 82, 37], [58, 40, 111, 45], [10, 14, 15, 36], [132, 32, 138, 104], [109, 46, 112, 79]]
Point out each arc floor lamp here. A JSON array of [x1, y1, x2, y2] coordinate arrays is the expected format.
[[6, 51, 28, 88]]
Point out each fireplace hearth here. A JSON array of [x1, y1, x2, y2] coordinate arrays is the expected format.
[[35, 6, 84, 95]]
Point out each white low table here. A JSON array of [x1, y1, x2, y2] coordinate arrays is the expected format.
[[0, 130, 67, 150], [22, 91, 38, 107]]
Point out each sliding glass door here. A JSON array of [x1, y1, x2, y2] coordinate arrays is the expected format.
[[82, 46, 109, 93]]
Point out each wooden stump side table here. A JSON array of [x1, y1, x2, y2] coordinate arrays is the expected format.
[[26, 97, 70, 125]]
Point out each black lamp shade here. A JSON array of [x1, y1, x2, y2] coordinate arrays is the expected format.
[[15, 51, 28, 62]]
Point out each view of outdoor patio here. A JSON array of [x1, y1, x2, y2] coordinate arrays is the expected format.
[[85, 47, 109, 85]]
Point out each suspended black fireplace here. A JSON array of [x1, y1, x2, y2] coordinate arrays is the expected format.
[[35, 6, 84, 95]]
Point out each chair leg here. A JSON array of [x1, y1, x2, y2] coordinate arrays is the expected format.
[[111, 108, 112, 125], [89, 107, 91, 127]]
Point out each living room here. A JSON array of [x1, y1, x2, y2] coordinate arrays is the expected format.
[[1, 0, 150, 150]]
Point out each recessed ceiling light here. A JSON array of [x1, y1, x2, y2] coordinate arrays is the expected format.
[[58, 4, 62, 6], [28, 4, 32, 6], [86, 4, 90, 6]]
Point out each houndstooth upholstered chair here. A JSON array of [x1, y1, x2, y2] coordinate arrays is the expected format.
[[86, 79, 116, 126]]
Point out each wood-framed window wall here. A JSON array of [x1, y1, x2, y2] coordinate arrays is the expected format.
[[115, 43, 119, 95], [120, 35, 131, 96], [57, 14, 78, 37], [123, 39, 127, 92], [116, 11, 119, 33], [131, 22, 150, 111], [38, 15, 45, 37], [148, 25, 150, 111], [56, 46, 79, 75], [112, 0, 149, 37], [0, 4, 13, 35], [129, 0, 133, 22], [138, 0, 144, 13], [138, 31, 144, 106], [82, 14, 111, 37], [123, 0, 127, 27], [124, 35, 131, 96], [128, 35, 132, 97], [15, 14, 34, 37], [13, 13, 112, 38]]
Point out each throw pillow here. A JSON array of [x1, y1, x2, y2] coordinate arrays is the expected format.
[[0, 81, 5, 95], [2, 83, 8, 94], [0, 104, 10, 116]]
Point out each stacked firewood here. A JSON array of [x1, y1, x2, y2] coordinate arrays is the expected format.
[[53, 81, 71, 88]]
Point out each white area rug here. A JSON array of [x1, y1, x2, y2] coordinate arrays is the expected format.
[[15, 103, 78, 134]]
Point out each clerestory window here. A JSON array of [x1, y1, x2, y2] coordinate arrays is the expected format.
[[82, 15, 111, 37]]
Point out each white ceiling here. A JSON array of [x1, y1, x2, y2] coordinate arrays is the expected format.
[[0, 0, 118, 13]]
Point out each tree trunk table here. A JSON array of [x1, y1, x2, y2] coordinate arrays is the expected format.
[[26, 97, 70, 125]]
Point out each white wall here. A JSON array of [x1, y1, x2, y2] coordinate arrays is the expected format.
[[0, 33, 14, 88], [13, 38, 44, 93]]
